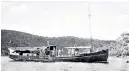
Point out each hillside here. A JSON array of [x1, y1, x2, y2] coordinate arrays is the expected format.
[[1, 29, 114, 56]]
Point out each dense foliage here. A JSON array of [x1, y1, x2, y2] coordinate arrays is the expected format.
[[109, 33, 129, 56]]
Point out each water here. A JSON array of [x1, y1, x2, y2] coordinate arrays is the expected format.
[[1, 56, 129, 71]]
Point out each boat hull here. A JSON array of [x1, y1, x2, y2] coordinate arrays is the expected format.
[[9, 49, 108, 62]]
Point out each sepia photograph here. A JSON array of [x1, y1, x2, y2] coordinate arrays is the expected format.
[[1, 1, 129, 71]]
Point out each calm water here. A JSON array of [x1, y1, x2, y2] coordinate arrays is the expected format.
[[1, 56, 129, 71]]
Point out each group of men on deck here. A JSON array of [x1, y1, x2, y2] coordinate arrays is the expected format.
[[36, 47, 56, 57], [68, 48, 79, 56], [36, 47, 80, 57], [12, 46, 80, 57]]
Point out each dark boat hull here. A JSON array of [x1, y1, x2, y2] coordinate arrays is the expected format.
[[9, 49, 108, 62]]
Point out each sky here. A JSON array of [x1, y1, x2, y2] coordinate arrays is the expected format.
[[1, 1, 129, 40]]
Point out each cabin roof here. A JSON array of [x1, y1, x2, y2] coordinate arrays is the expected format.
[[9, 45, 56, 50], [9, 46, 47, 50], [64, 46, 91, 49]]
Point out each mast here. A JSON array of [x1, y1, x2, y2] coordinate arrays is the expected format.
[[88, 3, 93, 52]]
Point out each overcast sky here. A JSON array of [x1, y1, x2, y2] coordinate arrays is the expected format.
[[1, 1, 129, 40]]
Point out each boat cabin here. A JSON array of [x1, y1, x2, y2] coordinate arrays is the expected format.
[[9, 45, 92, 58], [64, 46, 91, 56], [9, 45, 57, 57]]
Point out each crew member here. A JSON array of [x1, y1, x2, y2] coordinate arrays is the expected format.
[[45, 47, 50, 57]]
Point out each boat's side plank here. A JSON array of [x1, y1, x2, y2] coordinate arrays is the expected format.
[[9, 52, 108, 62]]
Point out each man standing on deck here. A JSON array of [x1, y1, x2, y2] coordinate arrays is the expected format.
[[71, 48, 75, 56], [58, 49, 61, 57], [51, 47, 56, 57], [68, 49, 71, 56], [75, 48, 79, 55], [36, 48, 40, 58], [45, 47, 50, 57]]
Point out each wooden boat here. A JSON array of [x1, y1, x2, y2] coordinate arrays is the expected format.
[[8, 46, 108, 62]]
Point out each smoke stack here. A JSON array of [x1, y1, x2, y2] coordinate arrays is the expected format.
[[47, 41, 49, 46]]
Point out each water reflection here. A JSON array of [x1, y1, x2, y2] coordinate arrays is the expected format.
[[1, 57, 129, 71]]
